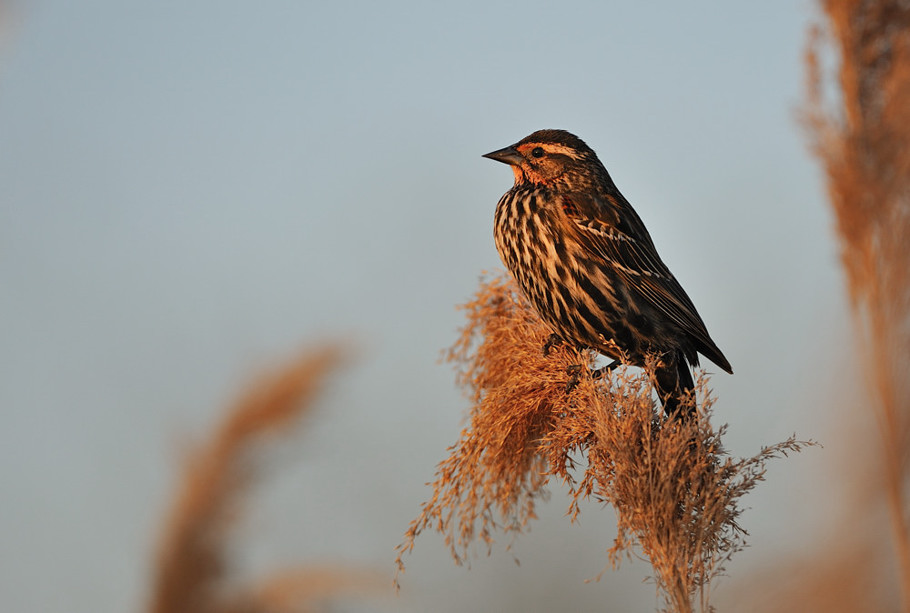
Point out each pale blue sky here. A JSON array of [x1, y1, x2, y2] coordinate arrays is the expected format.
[[1, 2, 850, 611]]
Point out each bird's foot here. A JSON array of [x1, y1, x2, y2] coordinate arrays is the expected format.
[[542, 333, 564, 356], [564, 364, 583, 393], [565, 360, 619, 393]]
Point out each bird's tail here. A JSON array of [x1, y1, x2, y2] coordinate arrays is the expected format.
[[653, 351, 695, 418]]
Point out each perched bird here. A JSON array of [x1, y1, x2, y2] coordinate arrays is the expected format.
[[483, 129, 732, 416]]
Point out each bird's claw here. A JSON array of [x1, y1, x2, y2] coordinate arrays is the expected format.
[[565, 361, 618, 393], [565, 364, 583, 393], [542, 333, 564, 356]]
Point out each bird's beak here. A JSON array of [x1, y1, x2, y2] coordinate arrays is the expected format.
[[482, 145, 523, 166]]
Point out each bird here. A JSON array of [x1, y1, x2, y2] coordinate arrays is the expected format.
[[483, 129, 732, 417]]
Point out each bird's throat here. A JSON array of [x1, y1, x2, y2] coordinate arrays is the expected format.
[[510, 165, 525, 185]]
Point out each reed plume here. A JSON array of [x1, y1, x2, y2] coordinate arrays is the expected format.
[[149, 345, 382, 613], [803, 0, 910, 605], [396, 274, 810, 612]]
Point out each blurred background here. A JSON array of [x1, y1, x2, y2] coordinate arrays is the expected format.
[[0, 2, 850, 611]]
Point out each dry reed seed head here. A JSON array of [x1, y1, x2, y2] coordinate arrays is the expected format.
[[399, 272, 814, 610], [150, 345, 369, 613], [398, 275, 605, 571], [792, 2, 910, 610]]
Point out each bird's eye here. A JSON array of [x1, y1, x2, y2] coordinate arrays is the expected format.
[[531, 147, 544, 158]]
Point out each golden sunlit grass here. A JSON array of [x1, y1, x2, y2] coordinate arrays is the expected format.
[[149, 345, 384, 613], [396, 274, 811, 613], [800, 0, 910, 607]]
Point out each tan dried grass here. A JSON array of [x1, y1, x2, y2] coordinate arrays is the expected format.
[[149, 345, 382, 613], [801, 0, 910, 606], [396, 274, 810, 612]]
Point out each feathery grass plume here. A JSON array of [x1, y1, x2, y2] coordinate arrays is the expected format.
[[803, 0, 910, 605], [396, 273, 811, 612], [577, 373, 812, 613], [149, 344, 381, 613]]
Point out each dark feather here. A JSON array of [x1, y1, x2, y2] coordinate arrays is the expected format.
[[561, 190, 733, 374]]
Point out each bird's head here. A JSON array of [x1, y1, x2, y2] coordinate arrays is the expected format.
[[483, 129, 599, 186]]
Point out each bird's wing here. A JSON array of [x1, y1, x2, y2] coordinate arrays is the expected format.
[[560, 191, 733, 373]]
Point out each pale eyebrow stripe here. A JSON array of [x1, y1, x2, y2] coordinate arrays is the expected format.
[[519, 143, 584, 160]]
